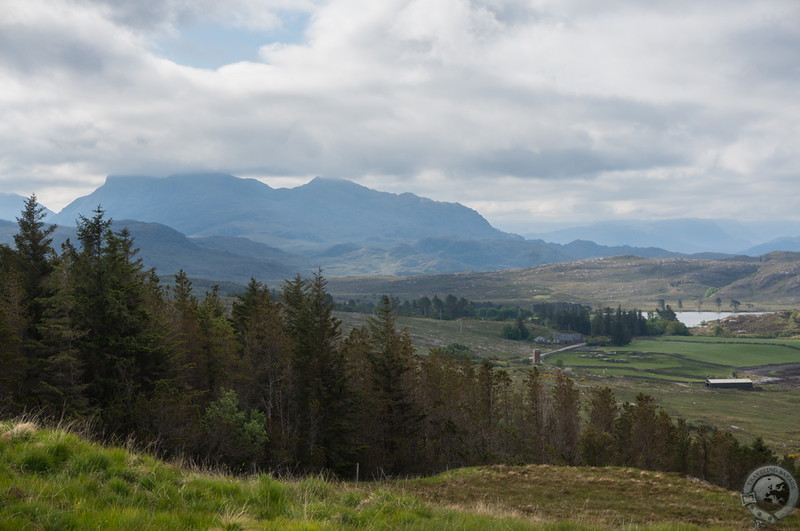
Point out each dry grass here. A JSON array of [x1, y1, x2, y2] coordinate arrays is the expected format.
[[398, 465, 783, 530]]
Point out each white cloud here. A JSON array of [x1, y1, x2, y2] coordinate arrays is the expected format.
[[0, 0, 798, 228]]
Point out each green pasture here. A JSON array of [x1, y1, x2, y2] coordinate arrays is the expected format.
[[548, 337, 800, 383], [549, 350, 730, 381]]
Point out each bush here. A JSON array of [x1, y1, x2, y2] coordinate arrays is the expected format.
[[500, 319, 530, 341], [200, 390, 268, 471]]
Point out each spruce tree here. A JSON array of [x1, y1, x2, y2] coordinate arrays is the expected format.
[[550, 372, 580, 464], [231, 278, 292, 459], [364, 295, 421, 474], [523, 367, 550, 463], [66, 208, 169, 434], [0, 259, 29, 412], [282, 271, 354, 474], [13, 195, 56, 329]]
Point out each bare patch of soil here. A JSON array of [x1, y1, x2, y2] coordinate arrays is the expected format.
[[744, 362, 800, 388]]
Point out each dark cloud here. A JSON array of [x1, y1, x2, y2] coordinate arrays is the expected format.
[[472, 146, 682, 179], [0, 24, 106, 75], [1, 0, 798, 223]]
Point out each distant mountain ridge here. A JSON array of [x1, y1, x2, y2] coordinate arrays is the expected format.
[[326, 252, 800, 309], [523, 219, 755, 254], [1, 172, 797, 284], [0, 193, 54, 222], [52, 173, 514, 250]]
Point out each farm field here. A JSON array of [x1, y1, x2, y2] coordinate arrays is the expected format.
[[548, 336, 800, 382], [548, 350, 729, 381]]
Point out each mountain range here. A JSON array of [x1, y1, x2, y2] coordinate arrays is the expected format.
[[50, 173, 513, 251], [0, 173, 798, 285]]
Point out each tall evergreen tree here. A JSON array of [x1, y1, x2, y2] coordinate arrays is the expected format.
[[35, 254, 89, 417], [550, 372, 580, 464], [13, 195, 56, 330], [282, 271, 354, 474], [523, 367, 550, 463], [66, 208, 169, 434], [364, 295, 421, 474], [0, 262, 29, 412], [231, 278, 292, 461]]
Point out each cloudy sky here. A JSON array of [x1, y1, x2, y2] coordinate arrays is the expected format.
[[1, 0, 798, 233]]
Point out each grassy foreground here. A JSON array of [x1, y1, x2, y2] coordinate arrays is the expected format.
[[2, 421, 797, 530]]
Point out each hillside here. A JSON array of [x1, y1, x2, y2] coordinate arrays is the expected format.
[[0, 421, 775, 530], [326, 253, 800, 309]]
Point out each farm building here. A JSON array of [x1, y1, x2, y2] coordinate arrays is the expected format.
[[705, 378, 754, 390], [552, 333, 583, 345]]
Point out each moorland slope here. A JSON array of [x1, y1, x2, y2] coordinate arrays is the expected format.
[[1, 421, 780, 530]]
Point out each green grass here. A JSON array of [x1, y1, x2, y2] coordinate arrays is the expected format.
[[337, 312, 542, 363], [549, 351, 729, 381], [547, 337, 800, 382], [2, 421, 790, 530], [598, 337, 800, 367]]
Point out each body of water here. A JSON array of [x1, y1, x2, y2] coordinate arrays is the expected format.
[[675, 311, 766, 328]]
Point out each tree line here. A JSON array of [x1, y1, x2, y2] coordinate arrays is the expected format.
[[0, 197, 790, 488], [339, 296, 688, 347]]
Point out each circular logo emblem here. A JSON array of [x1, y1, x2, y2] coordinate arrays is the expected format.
[[741, 465, 798, 525]]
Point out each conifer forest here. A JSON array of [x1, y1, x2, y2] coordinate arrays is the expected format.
[[0, 197, 790, 491]]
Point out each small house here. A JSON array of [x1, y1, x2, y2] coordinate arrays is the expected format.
[[552, 333, 582, 345], [705, 378, 754, 390]]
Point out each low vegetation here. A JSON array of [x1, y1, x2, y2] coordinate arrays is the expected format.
[[2, 421, 794, 530], [325, 254, 800, 310]]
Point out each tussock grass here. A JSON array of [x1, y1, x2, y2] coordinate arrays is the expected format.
[[1, 419, 796, 529]]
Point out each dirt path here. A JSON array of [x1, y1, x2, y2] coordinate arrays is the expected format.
[[742, 362, 800, 387]]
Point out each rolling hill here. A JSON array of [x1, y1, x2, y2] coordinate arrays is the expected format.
[[325, 253, 800, 309]]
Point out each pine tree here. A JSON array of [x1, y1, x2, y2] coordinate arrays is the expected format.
[[579, 386, 618, 466], [66, 208, 169, 434], [282, 271, 354, 474], [0, 260, 29, 412], [231, 278, 292, 460], [523, 367, 550, 463], [196, 285, 240, 401], [550, 372, 580, 464], [35, 255, 89, 417], [364, 295, 421, 474], [13, 195, 56, 329]]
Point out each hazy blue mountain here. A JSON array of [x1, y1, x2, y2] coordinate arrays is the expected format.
[[0, 193, 54, 223], [524, 219, 754, 254], [744, 236, 800, 256], [52, 173, 514, 250], [0, 218, 295, 284], [307, 236, 700, 277], [117, 220, 295, 283]]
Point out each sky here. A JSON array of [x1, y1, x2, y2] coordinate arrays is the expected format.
[[1, 0, 799, 234]]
